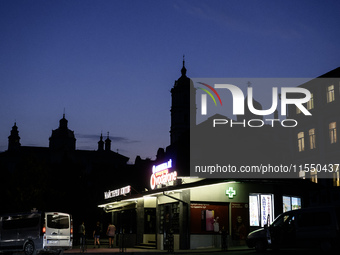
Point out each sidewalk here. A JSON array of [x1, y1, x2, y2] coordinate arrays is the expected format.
[[65, 237, 251, 254], [65, 245, 250, 254]]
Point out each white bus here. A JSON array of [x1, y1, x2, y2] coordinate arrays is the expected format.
[[0, 212, 73, 255]]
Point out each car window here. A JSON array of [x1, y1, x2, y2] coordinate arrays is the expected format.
[[272, 213, 294, 227], [2, 215, 40, 230], [298, 211, 331, 227], [47, 215, 69, 229]]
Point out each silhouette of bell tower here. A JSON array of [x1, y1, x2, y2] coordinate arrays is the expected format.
[[170, 56, 196, 145], [98, 133, 104, 151], [8, 122, 21, 151], [105, 132, 111, 151], [49, 114, 76, 151]]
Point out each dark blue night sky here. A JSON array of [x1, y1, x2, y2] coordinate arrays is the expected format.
[[1, 0, 339, 162]]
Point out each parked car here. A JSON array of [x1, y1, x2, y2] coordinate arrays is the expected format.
[[0, 212, 73, 255], [246, 206, 340, 252]]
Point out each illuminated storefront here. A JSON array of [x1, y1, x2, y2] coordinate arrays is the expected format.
[[98, 161, 310, 250]]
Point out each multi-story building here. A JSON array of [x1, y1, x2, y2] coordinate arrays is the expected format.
[[288, 67, 340, 189]]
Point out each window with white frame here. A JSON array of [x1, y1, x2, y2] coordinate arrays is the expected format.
[[249, 194, 274, 227], [329, 122, 337, 144], [327, 85, 335, 103], [297, 132, 305, 152]]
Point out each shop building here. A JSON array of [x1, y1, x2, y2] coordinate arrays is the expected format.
[[98, 171, 316, 250]]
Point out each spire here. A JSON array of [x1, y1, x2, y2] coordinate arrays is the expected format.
[[8, 122, 21, 151], [181, 54, 187, 77], [105, 132, 111, 151], [98, 132, 104, 151], [59, 111, 68, 129]]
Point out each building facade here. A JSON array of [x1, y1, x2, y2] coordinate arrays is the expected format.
[[288, 67, 340, 189], [98, 62, 332, 250]]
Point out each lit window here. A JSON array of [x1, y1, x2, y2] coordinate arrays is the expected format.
[[299, 170, 305, 179], [283, 196, 301, 212], [333, 171, 340, 187], [309, 128, 316, 149], [296, 107, 301, 114], [329, 122, 337, 144], [307, 93, 314, 110], [310, 168, 317, 183], [297, 132, 305, 152], [327, 85, 335, 103]]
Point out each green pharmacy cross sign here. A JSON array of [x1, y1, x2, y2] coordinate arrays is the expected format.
[[226, 187, 236, 198]]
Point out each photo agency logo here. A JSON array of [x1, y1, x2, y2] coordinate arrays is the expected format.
[[195, 78, 312, 128], [190, 78, 339, 179]]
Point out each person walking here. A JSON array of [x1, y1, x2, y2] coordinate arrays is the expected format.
[[93, 222, 101, 248], [78, 222, 86, 252], [106, 223, 116, 248]]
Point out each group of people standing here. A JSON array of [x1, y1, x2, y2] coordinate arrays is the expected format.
[[79, 221, 116, 248]]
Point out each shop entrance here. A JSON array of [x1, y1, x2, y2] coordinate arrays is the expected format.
[[231, 202, 249, 246], [159, 203, 179, 250]]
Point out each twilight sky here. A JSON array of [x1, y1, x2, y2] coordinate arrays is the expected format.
[[0, 0, 339, 163]]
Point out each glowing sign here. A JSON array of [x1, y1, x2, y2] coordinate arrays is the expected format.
[[150, 159, 177, 190], [152, 159, 172, 173], [226, 187, 236, 198], [261, 194, 273, 227], [104, 185, 131, 199]]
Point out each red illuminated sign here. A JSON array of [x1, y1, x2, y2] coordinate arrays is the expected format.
[[150, 160, 177, 190]]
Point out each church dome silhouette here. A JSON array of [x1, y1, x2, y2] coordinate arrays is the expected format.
[[49, 113, 76, 151]]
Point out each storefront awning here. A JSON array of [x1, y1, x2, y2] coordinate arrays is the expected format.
[[98, 200, 137, 213]]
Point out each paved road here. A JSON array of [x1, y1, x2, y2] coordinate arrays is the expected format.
[[65, 247, 339, 255]]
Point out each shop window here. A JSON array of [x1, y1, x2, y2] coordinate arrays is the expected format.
[[297, 132, 305, 152], [307, 93, 314, 110], [282, 196, 301, 212], [329, 122, 337, 144], [117, 209, 136, 234], [249, 194, 274, 227], [249, 195, 260, 227], [159, 203, 179, 235], [190, 203, 229, 234], [327, 85, 335, 103], [309, 128, 316, 149]]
